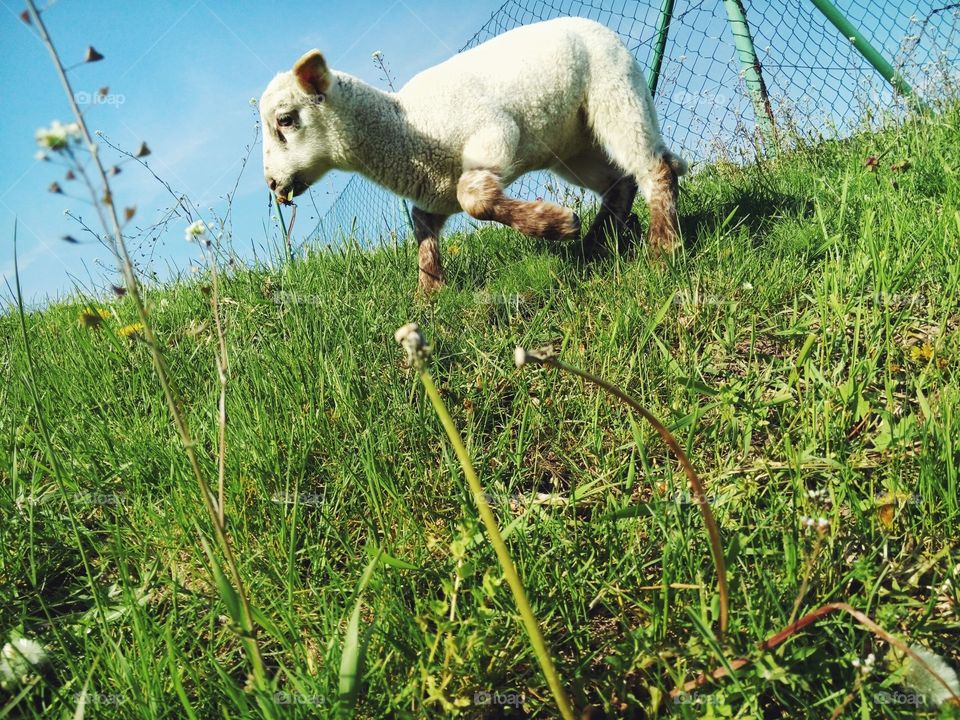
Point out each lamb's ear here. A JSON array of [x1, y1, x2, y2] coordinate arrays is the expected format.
[[292, 50, 330, 97]]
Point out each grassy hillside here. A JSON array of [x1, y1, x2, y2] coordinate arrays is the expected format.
[[2, 105, 959, 718]]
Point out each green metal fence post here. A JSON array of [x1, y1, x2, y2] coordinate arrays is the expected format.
[[809, 0, 922, 107], [722, 0, 778, 150], [402, 199, 415, 237], [647, 0, 676, 97]]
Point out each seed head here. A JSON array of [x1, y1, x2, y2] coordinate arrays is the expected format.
[[395, 323, 429, 367]]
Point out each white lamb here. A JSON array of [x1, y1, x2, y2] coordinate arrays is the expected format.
[[259, 17, 687, 292]]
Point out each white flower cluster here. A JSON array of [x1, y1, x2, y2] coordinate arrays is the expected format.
[[184, 220, 207, 242], [806, 488, 830, 503], [800, 486, 832, 533], [800, 515, 830, 531], [35, 120, 81, 151], [852, 652, 876, 676]]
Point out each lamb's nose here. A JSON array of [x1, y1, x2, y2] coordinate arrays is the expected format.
[[267, 177, 278, 191]]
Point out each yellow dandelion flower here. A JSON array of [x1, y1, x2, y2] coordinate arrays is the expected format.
[[118, 322, 144, 339], [448, 243, 461, 256], [909, 342, 935, 363], [79, 307, 110, 329]]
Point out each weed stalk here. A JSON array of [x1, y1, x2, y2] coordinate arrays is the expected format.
[[25, 0, 267, 689], [395, 325, 576, 720]]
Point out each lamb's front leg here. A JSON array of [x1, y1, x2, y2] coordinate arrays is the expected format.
[[457, 169, 581, 241], [411, 206, 449, 294]]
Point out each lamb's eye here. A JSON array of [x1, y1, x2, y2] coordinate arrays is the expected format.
[[277, 112, 296, 128]]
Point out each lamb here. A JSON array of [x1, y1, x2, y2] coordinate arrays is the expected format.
[[259, 17, 687, 293]]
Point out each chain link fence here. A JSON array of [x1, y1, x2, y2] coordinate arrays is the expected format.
[[310, 1, 959, 246]]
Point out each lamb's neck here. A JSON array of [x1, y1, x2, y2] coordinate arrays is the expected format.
[[332, 73, 418, 188]]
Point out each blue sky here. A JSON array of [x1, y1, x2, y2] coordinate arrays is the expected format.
[[0, 0, 506, 302]]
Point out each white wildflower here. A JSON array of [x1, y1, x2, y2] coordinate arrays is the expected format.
[[853, 652, 876, 675], [371, 50, 384, 60], [184, 220, 207, 242], [817, 517, 830, 531], [0, 636, 48, 691], [35, 120, 79, 150], [248, 97, 257, 106]]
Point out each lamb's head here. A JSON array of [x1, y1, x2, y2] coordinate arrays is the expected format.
[[260, 50, 343, 204]]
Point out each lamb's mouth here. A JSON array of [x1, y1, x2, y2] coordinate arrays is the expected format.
[[277, 179, 310, 205]]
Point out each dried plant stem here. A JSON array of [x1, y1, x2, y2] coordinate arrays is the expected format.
[[208, 248, 229, 527], [673, 602, 960, 704], [534, 354, 729, 637], [415, 369, 576, 720], [25, 0, 266, 687]]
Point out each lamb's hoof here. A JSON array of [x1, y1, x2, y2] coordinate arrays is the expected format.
[[552, 211, 580, 241], [620, 213, 642, 252], [647, 232, 681, 259], [416, 275, 445, 298], [582, 213, 640, 260]]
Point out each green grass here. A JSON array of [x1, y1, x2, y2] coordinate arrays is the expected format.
[[2, 105, 959, 719]]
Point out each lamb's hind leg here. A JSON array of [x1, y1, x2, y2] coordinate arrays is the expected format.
[[585, 60, 687, 254], [411, 206, 449, 294], [644, 155, 683, 255], [457, 169, 581, 241], [552, 147, 638, 256], [584, 175, 639, 253]]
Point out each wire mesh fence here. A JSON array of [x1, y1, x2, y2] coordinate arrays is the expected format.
[[311, 1, 959, 247]]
